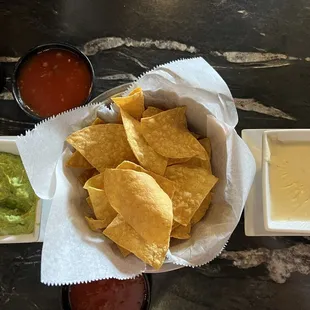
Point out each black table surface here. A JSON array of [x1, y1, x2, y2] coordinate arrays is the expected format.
[[2, 1, 310, 309]]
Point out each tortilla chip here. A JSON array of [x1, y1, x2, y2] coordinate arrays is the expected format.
[[191, 193, 212, 225], [66, 124, 136, 172], [171, 193, 212, 239], [91, 117, 105, 125], [181, 138, 212, 173], [104, 169, 173, 245], [117, 161, 175, 198], [66, 150, 93, 169], [165, 164, 218, 226], [171, 223, 191, 239], [85, 216, 108, 232], [199, 137, 212, 157], [112, 87, 145, 120], [141, 107, 207, 160], [191, 132, 201, 139], [142, 106, 163, 118], [78, 168, 99, 186], [118, 245, 131, 257], [84, 174, 117, 226], [86, 196, 93, 211], [104, 215, 168, 269], [167, 157, 191, 166], [66, 118, 104, 168], [120, 109, 167, 175]]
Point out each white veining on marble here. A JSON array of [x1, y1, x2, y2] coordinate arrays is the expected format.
[[96, 73, 137, 81], [0, 117, 34, 126], [222, 51, 287, 63], [221, 244, 310, 283], [237, 10, 249, 17], [117, 51, 149, 69], [83, 37, 198, 56], [0, 91, 13, 100], [0, 56, 20, 62], [235, 98, 296, 120], [211, 51, 310, 68]]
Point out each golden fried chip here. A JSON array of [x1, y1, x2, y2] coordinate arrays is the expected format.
[[118, 245, 131, 257], [191, 193, 212, 225], [85, 216, 108, 232], [78, 168, 99, 186], [165, 164, 218, 226], [66, 118, 104, 168], [199, 137, 212, 157], [104, 215, 168, 269], [120, 109, 167, 175], [104, 169, 173, 245], [167, 157, 191, 166], [171, 223, 191, 239], [191, 132, 201, 139], [116, 161, 175, 198], [66, 151, 93, 169], [141, 107, 207, 160], [86, 196, 93, 210], [179, 138, 212, 173], [142, 106, 163, 118], [84, 174, 117, 226], [66, 124, 136, 172], [171, 193, 212, 239], [91, 117, 105, 125], [112, 87, 145, 120]]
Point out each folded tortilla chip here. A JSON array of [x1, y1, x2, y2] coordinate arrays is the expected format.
[[112, 87, 145, 120], [66, 150, 93, 169], [104, 169, 173, 245], [78, 168, 99, 186], [171, 223, 191, 239], [191, 193, 212, 225], [199, 137, 212, 157], [120, 109, 167, 175], [167, 157, 191, 166], [171, 193, 212, 239], [142, 106, 163, 118], [85, 216, 109, 232], [66, 124, 136, 172], [104, 215, 168, 269], [165, 164, 218, 226], [185, 138, 212, 173], [118, 245, 131, 258], [116, 161, 175, 198], [84, 174, 117, 226], [141, 107, 207, 160], [66, 118, 104, 168]]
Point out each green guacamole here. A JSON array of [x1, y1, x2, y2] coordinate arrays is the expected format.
[[0, 152, 38, 235]]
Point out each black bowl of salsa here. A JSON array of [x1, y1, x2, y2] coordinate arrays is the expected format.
[[12, 43, 94, 120], [61, 275, 151, 310]]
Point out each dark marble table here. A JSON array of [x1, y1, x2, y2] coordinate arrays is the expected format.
[[2, 1, 310, 309]]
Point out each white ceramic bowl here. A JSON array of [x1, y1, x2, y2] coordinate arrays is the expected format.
[[262, 129, 310, 233], [0, 136, 41, 243]]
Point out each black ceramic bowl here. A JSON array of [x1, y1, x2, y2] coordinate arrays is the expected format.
[[12, 43, 95, 120], [61, 274, 151, 310]]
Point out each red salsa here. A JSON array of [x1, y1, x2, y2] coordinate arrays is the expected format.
[[17, 48, 92, 117], [69, 276, 148, 310]]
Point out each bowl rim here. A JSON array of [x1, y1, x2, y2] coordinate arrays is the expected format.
[[12, 43, 95, 121], [61, 274, 151, 310]]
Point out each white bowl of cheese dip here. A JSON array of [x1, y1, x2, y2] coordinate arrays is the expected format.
[[262, 129, 310, 233]]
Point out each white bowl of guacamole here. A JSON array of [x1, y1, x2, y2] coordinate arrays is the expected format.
[[0, 152, 38, 236]]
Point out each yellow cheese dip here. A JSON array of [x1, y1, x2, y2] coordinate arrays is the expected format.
[[268, 138, 310, 221]]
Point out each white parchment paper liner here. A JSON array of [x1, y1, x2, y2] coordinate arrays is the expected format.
[[16, 57, 255, 285]]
